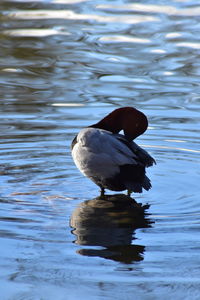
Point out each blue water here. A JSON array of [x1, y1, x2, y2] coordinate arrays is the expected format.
[[0, 0, 200, 299]]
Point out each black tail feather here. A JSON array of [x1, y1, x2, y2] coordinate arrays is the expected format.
[[142, 175, 152, 191], [125, 181, 143, 193]]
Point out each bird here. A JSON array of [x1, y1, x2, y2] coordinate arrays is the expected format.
[[71, 107, 156, 197]]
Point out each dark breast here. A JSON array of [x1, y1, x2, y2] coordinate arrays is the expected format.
[[71, 135, 78, 150]]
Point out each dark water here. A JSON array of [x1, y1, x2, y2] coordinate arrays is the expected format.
[[0, 0, 200, 299]]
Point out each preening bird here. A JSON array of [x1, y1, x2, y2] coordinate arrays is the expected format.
[[71, 107, 156, 196]]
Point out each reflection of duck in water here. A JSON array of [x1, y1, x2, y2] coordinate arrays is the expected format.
[[71, 107, 155, 197], [70, 194, 152, 263]]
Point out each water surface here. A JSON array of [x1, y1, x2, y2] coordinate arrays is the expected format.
[[0, 0, 200, 299]]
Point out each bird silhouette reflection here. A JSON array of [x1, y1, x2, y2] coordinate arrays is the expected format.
[[70, 194, 152, 264]]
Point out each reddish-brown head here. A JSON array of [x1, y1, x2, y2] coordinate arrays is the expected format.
[[90, 107, 148, 141]]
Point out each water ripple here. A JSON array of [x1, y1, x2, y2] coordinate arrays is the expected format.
[[0, 0, 200, 299]]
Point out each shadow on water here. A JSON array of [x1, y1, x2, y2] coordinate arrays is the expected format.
[[70, 194, 152, 264]]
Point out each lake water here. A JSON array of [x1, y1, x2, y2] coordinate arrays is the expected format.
[[0, 0, 200, 299]]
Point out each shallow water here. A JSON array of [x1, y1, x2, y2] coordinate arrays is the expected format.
[[0, 0, 200, 299]]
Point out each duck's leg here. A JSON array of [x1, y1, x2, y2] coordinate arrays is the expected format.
[[100, 187, 105, 198], [127, 189, 132, 197]]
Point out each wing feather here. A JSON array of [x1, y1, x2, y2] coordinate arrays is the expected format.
[[72, 128, 155, 181]]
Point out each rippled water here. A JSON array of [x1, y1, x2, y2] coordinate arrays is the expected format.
[[0, 0, 200, 299]]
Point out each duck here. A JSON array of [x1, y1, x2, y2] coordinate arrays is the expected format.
[[71, 107, 156, 197]]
